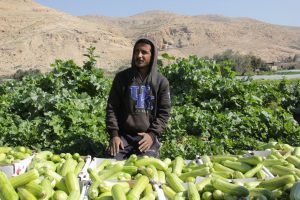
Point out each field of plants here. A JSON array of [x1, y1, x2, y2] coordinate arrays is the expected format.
[[0, 48, 299, 159]]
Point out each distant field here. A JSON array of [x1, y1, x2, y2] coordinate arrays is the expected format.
[[237, 73, 300, 80]]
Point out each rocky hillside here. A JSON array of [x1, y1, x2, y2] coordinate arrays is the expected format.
[[0, 0, 131, 77], [82, 11, 300, 62], [1, 0, 300, 77]]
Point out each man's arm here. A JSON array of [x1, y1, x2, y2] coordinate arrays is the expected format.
[[106, 74, 124, 155], [147, 77, 171, 137]]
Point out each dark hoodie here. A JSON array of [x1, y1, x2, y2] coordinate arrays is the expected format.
[[106, 38, 171, 139]]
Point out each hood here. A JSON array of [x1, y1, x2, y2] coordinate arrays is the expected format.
[[131, 38, 159, 86]]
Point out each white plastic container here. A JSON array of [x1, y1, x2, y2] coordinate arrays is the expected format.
[[0, 155, 34, 178], [78, 155, 92, 181]]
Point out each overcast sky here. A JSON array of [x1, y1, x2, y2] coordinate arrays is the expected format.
[[34, 0, 300, 27]]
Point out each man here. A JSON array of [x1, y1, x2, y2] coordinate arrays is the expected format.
[[106, 38, 171, 160]]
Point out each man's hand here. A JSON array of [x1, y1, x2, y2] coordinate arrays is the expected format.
[[109, 136, 124, 156], [138, 132, 154, 152]]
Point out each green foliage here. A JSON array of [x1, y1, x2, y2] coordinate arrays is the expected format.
[[159, 54, 300, 158], [213, 49, 268, 74], [0, 47, 110, 156], [0, 50, 299, 159]]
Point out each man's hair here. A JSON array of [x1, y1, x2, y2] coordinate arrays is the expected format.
[[135, 39, 154, 56], [136, 38, 153, 46]]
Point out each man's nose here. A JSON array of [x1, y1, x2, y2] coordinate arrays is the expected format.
[[137, 51, 143, 57]]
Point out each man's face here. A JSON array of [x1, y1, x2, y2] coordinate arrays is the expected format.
[[133, 43, 152, 70]]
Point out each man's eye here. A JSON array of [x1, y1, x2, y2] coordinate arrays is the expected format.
[[142, 51, 149, 54]]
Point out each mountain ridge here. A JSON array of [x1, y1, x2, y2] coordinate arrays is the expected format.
[[1, 1, 300, 77]]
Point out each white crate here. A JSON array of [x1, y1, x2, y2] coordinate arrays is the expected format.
[[153, 183, 167, 200], [244, 150, 272, 158], [88, 157, 116, 169], [78, 155, 92, 181], [80, 180, 89, 200], [0, 155, 34, 178]]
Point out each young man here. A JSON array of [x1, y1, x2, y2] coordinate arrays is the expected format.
[[106, 38, 171, 160]]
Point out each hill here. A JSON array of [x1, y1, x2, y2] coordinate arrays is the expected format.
[[1, 1, 300, 77]]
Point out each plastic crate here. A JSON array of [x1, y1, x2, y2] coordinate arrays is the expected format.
[[0, 155, 34, 178], [80, 180, 89, 200], [244, 150, 272, 158], [78, 155, 92, 181]]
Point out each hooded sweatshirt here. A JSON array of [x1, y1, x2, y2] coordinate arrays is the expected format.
[[106, 38, 171, 139]]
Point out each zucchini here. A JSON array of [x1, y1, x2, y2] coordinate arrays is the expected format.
[[244, 163, 263, 178], [158, 170, 166, 184], [212, 170, 233, 179], [10, 169, 39, 188], [262, 159, 289, 167], [187, 181, 200, 200], [0, 146, 12, 154], [233, 171, 245, 179], [17, 187, 37, 200], [143, 183, 153, 197], [163, 158, 172, 167], [166, 172, 185, 193], [122, 165, 138, 175], [249, 188, 274, 200], [126, 175, 149, 200], [174, 192, 186, 200], [51, 154, 62, 163], [258, 174, 295, 191], [238, 155, 263, 166], [243, 181, 261, 189], [294, 147, 300, 156], [161, 184, 176, 199], [44, 169, 68, 193], [202, 155, 212, 165], [112, 184, 127, 200], [88, 180, 101, 199], [95, 159, 112, 173], [72, 153, 81, 161], [67, 190, 80, 200], [202, 191, 213, 200], [222, 160, 252, 173], [211, 178, 249, 197], [52, 190, 68, 200], [212, 190, 224, 200], [65, 171, 80, 193], [99, 181, 130, 194], [211, 155, 238, 163], [98, 163, 123, 180], [135, 157, 168, 171], [213, 163, 235, 174], [287, 155, 300, 168], [148, 165, 159, 182], [179, 167, 210, 181], [172, 156, 185, 176], [59, 158, 76, 176], [0, 183, 19, 200], [256, 170, 266, 180], [140, 193, 155, 200], [87, 168, 101, 182], [0, 171, 18, 200], [41, 177, 54, 199], [270, 165, 300, 177], [22, 181, 47, 199], [195, 177, 212, 192], [74, 160, 85, 175]]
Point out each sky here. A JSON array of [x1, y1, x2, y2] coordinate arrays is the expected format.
[[34, 0, 300, 27]]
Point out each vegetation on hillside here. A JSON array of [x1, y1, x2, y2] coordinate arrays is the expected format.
[[213, 49, 268, 75]]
